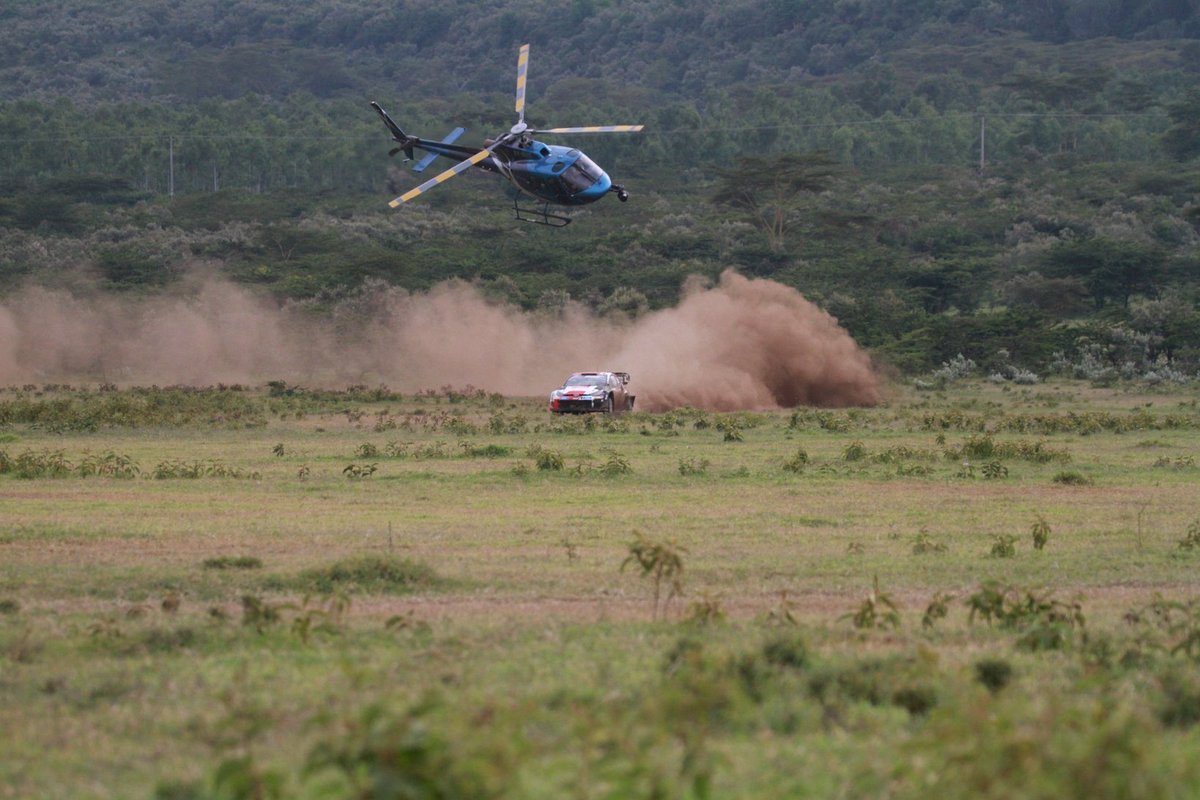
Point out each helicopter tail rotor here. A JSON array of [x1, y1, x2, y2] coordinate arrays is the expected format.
[[371, 101, 417, 160]]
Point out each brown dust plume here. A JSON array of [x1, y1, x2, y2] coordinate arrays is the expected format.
[[0, 270, 879, 410]]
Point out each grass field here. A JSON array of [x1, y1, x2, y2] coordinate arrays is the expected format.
[[2, 380, 1200, 799]]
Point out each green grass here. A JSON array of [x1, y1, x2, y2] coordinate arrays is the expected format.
[[1, 380, 1200, 798]]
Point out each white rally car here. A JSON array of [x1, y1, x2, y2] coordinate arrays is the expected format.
[[548, 372, 635, 414]]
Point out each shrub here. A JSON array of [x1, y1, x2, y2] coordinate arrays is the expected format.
[[931, 353, 976, 382], [532, 447, 564, 471], [1031, 516, 1051, 550], [598, 449, 632, 476], [981, 460, 1008, 480], [240, 595, 283, 633], [290, 556, 441, 595], [898, 692, 1174, 799], [843, 575, 900, 630], [1178, 519, 1200, 551], [355, 442, 381, 458], [782, 447, 809, 473], [1052, 470, 1093, 486], [76, 451, 140, 478], [202, 556, 263, 570], [460, 443, 512, 458], [761, 634, 808, 669], [716, 417, 744, 442], [622, 533, 687, 620], [342, 462, 378, 479], [989, 533, 1017, 558], [305, 701, 501, 800], [841, 441, 868, 461], [965, 582, 1086, 651], [152, 459, 257, 479], [683, 594, 725, 625], [974, 658, 1013, 692], [922, 592, 954, 629], [913, 530, 947, 555]]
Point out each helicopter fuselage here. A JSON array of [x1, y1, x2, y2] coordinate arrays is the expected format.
[[404, 135, 616, 206]]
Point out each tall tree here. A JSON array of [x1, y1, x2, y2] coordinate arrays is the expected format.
[[1042, 237, 1165, 309], [711, 152, 840, 251], [1162, 89, 1200, 161]]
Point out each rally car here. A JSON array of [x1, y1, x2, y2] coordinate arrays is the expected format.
[[548, 372, 635, 414]]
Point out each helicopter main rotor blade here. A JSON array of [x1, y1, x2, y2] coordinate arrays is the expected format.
[[388, 146, 496, 207], [514, 44, 530, 125], [530, 125, 645, 134]]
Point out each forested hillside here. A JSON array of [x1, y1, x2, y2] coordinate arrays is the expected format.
[[2, 0, 1198, 379]]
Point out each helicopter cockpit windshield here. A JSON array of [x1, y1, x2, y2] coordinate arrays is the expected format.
[[560, 153, 604, 194]]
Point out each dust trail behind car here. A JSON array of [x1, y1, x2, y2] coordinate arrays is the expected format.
[[0, 269, 879, 410], [615, 271, 879, 410]]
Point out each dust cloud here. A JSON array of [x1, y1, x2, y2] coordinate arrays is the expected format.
[[0, 269, 879, 410]]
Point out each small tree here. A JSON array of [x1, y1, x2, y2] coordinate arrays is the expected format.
[[621, 533, 686, 620], [711, 152, 840, 251]]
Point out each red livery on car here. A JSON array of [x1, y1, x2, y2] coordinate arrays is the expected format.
[[548, 372, 635, 414]]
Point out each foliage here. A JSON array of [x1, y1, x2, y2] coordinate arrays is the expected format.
[[989, 533, 1018, 558], [912, 530, 947, 555], [202, 556, 264, 571], [1052, 470, 1094, 486], [841, 441, 868, 462], [1124, 596, 1200, 661], [897, 690, 1183, 799], [6, 384, 1200, 797], [304, 700, 502, 800], [712, 153, 841, 250], [529, 446, 564, 471], [922, 592, 954, 629], [152, 460, 258, 480], [1032, 515, 1052, 551], [973, 658, 1014, 693], [621, 533, 687, 620], [844, 575, 901, 630], [715, 418, 744, 442], [287, 556, 441, 595], [342, 462, 379, 479], [981, 460, 1008, 479], [965, 582, 1086, 650], [1176, 518, 1200, 551], [597, 449, 632, 477], [781, 447, 808, 473]]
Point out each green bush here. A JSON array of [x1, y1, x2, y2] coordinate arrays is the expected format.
[[288, 556, 441, 595], [202, 556, 263, 570]]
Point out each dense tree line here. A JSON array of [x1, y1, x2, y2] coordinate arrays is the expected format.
[[1, 0, 1198, 377], [2, 0, 1197, 103], [0, 88, 1182, 194]]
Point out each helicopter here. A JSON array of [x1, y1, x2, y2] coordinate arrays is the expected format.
[[371, 44, 644, 227]]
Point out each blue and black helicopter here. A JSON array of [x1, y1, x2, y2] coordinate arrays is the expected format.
[[371, 44, 643, 226]]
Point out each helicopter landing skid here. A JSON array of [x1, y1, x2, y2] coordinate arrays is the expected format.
[[513, 199, 572, 227]]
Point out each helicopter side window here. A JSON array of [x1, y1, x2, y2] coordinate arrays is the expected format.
[[552, 161, 566, 172]]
